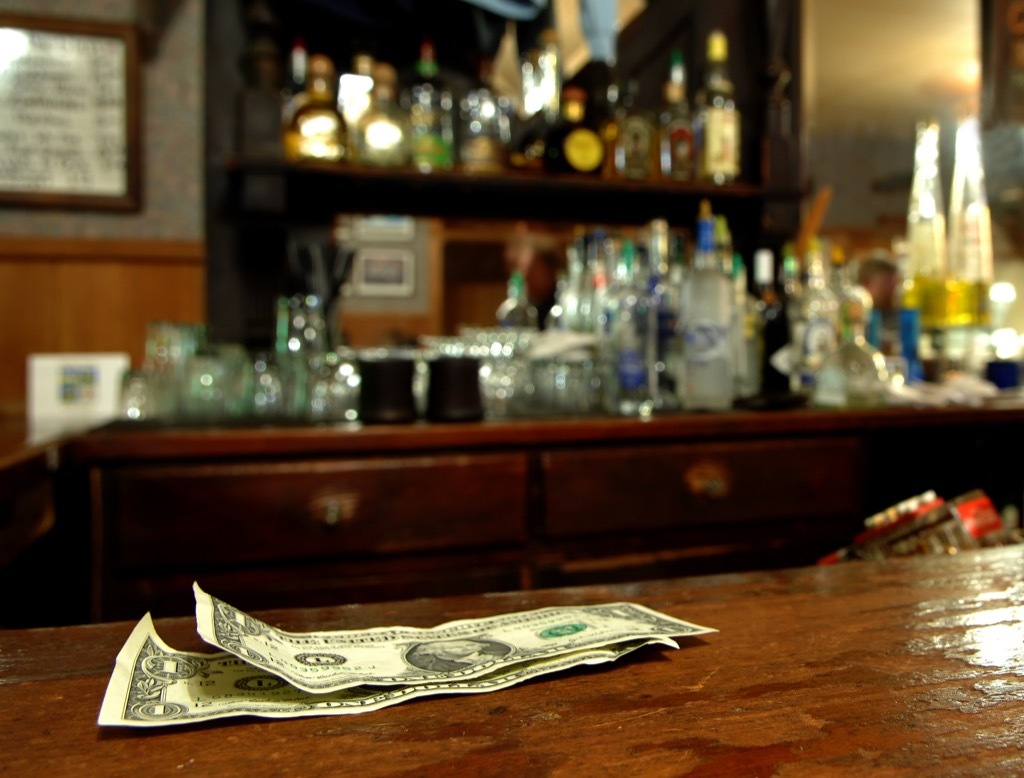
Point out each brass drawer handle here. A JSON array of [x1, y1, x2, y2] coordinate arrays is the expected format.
[[311, 493, 359, 528], [684, 460, 731, 499]]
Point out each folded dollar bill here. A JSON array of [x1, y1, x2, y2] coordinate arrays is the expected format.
[[98, 612, 670, 727], [193, 582, 716, 693]]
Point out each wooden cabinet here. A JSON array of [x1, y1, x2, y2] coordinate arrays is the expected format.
[[54, 404, 1024, 625], [541, 437, 862, 537], [93, 452, 530, 620]]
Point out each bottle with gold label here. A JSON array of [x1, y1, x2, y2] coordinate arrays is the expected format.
[[356, 62, 411, 167], [283, 54, 346, 163], [694, 29, 740, 184], [543, 85, 604, 175]]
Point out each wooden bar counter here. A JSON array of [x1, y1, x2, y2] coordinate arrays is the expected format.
[[2, 546, 1022, 776]]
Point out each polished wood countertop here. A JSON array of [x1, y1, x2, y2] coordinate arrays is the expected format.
[[51, 400, 1024, 462], [2, 546, 1022, 776]]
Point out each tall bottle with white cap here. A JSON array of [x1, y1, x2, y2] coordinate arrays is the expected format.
[[946, 115, 994, 371], [901, 119, 948, 368]]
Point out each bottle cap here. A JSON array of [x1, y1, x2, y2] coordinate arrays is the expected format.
[[353, 53, 375, 76], [754, 249, 774, 283], [707, 30, 728, 62], [308, 55, 335, 76]]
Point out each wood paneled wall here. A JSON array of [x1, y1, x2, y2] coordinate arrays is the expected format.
[[0, 238, 205, 414]]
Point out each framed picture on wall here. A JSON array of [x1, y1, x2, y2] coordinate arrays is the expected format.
[[0, 14, 141, 211], [352, 248, 416, 297]]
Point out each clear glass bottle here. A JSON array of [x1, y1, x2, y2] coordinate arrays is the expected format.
[[555, 228, 588, 332], [520, 26, 561, 124], [356, 62, 410, 167], [695, 29, 740, 185], [404, 39, 454, 173], [678, 200, 734, 411], [613, 79, 656, 180], [903, 119, 948, 332], [946, 115, 994, 350], [658, 49, 694, 181], [778, 244, 803, 391], [600, 238, 655, 416], [646, 217, 681, 408], [791, 237, 839, 394], [511, 26, 561, 172], [282, 54, 346, 163], [338, 53, 375, 158], [543, 85, 605, 176], [459, 57, 511, 174], [496, 270, 539, 329], [813, 279, 890, 408]]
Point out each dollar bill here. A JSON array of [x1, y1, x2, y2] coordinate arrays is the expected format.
[[194, 582, 716, 693], [98, 612, 667, 727]]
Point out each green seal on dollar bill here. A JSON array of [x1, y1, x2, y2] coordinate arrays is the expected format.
[[539, 623, 588, 638]]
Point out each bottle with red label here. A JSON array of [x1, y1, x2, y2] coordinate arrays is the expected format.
[[658, 49, 694, 181]]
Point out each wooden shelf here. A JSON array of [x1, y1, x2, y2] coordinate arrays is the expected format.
[[226, 155, 806, 227]]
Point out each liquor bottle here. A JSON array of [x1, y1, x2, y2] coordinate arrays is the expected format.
[[356, 62, 410, 167], [731, 252, 762, 400], [678, 200, 734, 411], [645, 217, 681, 407], [281, 36, 308, 113], [338, 53, 375, 158], [459, 57, 511, 174], [791, 237, 839, 393], [600, 238, 655, 416], [554, 228, 588, 331], [597, 81, 621, 179], [543, 85, 605, 176], [812, 276, 890, 408], [496, 270, 539, 329], [613, 79, 656, 180], [520, 26, 561, 125], [775, 244, 803, 391], [946, 115, 994, 370], [752, 248, 790, 395], [694, 29, 740, 185], [282, 54, 346, 163], [902, 119, 948, 334], [583, 227, 614, 333], [510, 23, 562, 171], [403, 39, 454, 173], [658, 49, 694, 181]]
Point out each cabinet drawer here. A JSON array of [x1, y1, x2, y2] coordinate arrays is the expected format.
[[542, 437, 862, 537], [102, 453, 528, 569]]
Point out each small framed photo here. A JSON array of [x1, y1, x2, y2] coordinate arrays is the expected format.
[[353, 248, 415, 297], [27, 352, 130, 425], [353, 215, 416, 242]]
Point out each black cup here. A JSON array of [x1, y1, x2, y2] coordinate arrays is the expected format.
[[426, 355, 484, 422], [357, 354, 417, 424]]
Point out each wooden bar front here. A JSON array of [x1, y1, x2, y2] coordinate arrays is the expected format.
[[1, 546, 1022, 775]]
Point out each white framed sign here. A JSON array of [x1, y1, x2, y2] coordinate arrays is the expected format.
[[27, 352, 130, 425], [353, 248, 416, 297], [0, 14, 140, 210]]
